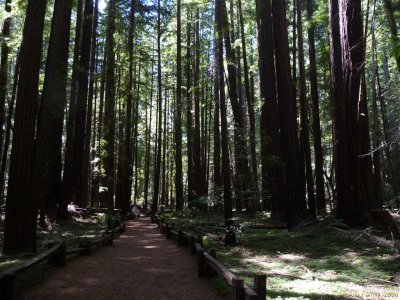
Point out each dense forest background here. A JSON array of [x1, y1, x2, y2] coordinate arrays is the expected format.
[[0, 0, 399, 255]]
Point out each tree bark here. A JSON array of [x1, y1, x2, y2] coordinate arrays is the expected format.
[[175, 0, 183, 211], [307, 0, 326, 214], [152, 0, 162, 212], [81, 0, 99, 210], [256, 0, 285, 220], [272, 0, 306, 228], [66, 0, 94, 208], [34, 0, 73, 225], [103, 0, 116, 211], [62, 0, 83, 214], [216, 0, 233, 222], [3, 0, 47, 254], [186, 9, 195, 206], [220, 0, 251, 212], [238, 0, 257, 188], [296, 0, 316, 218], [337, 0, 373, 225], [213, 39, 222, 197]]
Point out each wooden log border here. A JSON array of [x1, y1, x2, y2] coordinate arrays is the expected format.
[[158, 222, 266, 300], [0, 223, 126, 300]]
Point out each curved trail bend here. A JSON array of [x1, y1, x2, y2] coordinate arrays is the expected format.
[[20, 218, 225, 300]]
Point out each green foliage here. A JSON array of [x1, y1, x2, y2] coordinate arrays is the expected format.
[[106, 211, 122, 229]]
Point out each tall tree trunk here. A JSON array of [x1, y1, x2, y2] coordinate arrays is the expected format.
[[0, 52, 19, 204], [272, 0, 306, 228], [213, 40, 222, 197], [0, 0, 12, 164], [216, 0, 233, 222], [256, 0, 285, 219], [92, 43, 107, 207], [338, 0, 373, 225], [66, 0, 94, 208], [220, 0, 251, 212], [117, 0, 135, 213], [175, 0, 183, 211], [152, 0, 162, 212], [371, 9, 382, 207], [307, 0, 326, 214], [62, 0, 83, 213], [296, 0, 316, 218], [238, 0, 257, 188], [186, 10, 195, 206], [34, 0, 73, 225], [161, 87, 169, 206], [103, 0, 116, 211], [377, 58, 399, 204], [144, 61, 154, 210], [193, 8, 203, 200], [81, 0, 99, 209], [3, 0, 47, 254], [329, 0, 350, 221]]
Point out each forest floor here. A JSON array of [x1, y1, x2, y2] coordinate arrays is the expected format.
[[0, 215, 107, 272], [162, 210, 400, 299], [15, 217, 226, 300]]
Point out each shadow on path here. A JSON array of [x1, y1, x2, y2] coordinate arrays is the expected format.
[[19, 218, 225, 300]]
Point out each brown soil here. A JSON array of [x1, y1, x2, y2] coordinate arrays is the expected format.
[[18, 218, 226, 300]]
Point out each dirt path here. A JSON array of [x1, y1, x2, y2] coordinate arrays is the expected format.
[[19, 218, 225, 300]]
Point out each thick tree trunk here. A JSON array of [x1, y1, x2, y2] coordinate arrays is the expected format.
[[329, 0, 350, 221], [103, 0, 116, 211], [186, 10, 195, 206], [272, 0, 306, 228], [338, 0, 373, 225], [175, 0, 183, 211], [213, 40, 222, 197], [62, 0, 83, 214], [220, 0, 251, 212], [116, 0, 135, 213], [216, 0, 233, 222], [34, 0, 73, 225], [238, 0, 257, 188], [3, 0, 47, 254], [66, 0, 94, 208], [296, 0, 316, 218], [152, 0, 162, 212], [81, 0, 99, 209], [144, 60, 154, 210], [307, 0, 326, 214], [256, 0, 285, 219], [193, 8, 203, 200]]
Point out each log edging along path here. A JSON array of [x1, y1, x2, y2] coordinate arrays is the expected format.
[[15, 217, 225, 300], [156, 219, 266, 300]]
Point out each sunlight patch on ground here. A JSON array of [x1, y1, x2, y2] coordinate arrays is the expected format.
[[278, 253, 307, 263], [144, 245, 158, 249]]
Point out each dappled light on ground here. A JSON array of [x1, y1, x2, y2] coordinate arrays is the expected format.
[[213, 224, 400, 299], [17, 218, 225, 300]]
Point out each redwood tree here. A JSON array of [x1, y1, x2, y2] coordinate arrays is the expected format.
[[34, 0, 73, 225], [272, 0, 306, 228], [256, 0, 286, 220], [3, 0, 47, 254], [103, 0, 116, 210], [175, 0, 184, 211]]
